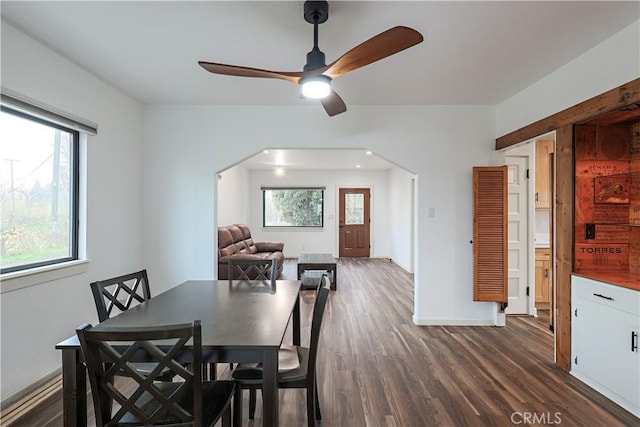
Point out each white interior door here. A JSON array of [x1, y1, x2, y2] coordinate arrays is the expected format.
[[505, 156, 529, 314]]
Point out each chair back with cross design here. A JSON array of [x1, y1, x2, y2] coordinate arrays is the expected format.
[[90, 270, 151, 322], [228, 258, 277, 285], [77, 320, 235, 426], [89, 270, 176, 383]]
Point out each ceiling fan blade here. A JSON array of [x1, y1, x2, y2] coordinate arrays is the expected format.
[[322, 26, 423, 79], [320, 90, 347, 117], [198, 61, 303, 83]]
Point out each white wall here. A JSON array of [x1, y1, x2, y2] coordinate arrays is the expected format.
[[496, 20, 640, 136], [0, 23, 144, 400], [247, 168, 391, 258], [217, 164, 250, 226], [388, 167, 415, 272], [142, 105, 499, 327]]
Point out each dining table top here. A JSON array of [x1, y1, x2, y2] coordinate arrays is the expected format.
[[57, 279, 302, 350]]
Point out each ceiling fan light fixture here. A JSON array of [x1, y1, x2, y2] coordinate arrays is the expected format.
[[300, 75, 331, 99]]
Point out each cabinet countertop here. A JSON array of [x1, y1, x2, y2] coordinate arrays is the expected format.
[[572, 271, 640, 292]]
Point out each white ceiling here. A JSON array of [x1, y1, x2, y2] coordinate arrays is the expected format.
[[239, 148, 395, 170], [2, 1, 638, 107], [2, 1, 638, 170]]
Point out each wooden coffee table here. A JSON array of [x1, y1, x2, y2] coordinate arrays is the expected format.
[[297, 253, 337, 291]]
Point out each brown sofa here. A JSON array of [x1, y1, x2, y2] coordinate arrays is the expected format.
[[217, 224, 284, 280]]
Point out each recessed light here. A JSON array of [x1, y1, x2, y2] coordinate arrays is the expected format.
[[275, 167, 285, 175], [263, 150, 270, 154], [365, 151, 372, 155], [356, 165, 361, 168]]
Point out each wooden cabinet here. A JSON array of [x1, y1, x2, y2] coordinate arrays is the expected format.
[[535, 140, 554, 210], [535, 249, 551, 308], [571, 275, 640, 417]]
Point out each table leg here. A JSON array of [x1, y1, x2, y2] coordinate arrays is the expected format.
[[262, 348, 279, 427], [293, 294, 301, 346], [62, 348, 86, 427]]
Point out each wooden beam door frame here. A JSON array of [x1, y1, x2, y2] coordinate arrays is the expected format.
[[495, 78, 640, 371]]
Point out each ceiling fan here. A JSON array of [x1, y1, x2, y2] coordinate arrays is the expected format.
[[198, 1, 423, 117]]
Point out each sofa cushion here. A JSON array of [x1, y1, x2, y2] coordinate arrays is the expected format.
[[255, 241, 284, 252], [237, 224, 252, 240], [218, 228, 238, 258]]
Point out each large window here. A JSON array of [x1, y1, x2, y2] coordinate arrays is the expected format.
[[262, 187, 324, 227], [0, 107, 79, 273]]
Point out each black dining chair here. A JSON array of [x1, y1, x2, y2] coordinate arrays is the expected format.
[[90, 269, 151, 322], [231, 274, 331, 426], [89, 269, 174, 382], [226, 257, 278, 374], [76, 320, 235, 427], [228, 257, 277, 285]]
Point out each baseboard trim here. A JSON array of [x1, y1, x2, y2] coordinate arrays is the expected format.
[[0, 370, 62, 424], [412, 316, 497, 326]]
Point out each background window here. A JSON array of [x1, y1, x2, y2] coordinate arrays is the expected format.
[[263, 188, 324, 227], [0, 107, 79, 273]]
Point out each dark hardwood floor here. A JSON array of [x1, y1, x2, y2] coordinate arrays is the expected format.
[[3, 258, 637, 426]]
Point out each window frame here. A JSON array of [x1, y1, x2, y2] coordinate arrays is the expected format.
[[262, 187, 325, 228], [0, 106, 80, 274]]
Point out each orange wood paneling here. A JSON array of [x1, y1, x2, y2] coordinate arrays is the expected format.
[[574, 243, 629, 271], [631, 123, 640, 173], [630, 227, 640, 275], [574, 123, 635, 273]]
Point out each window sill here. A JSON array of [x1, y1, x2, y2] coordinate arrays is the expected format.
[[0, 260, 90, 294]]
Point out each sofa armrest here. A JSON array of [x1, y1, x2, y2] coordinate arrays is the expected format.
[[255, 241, 284, 252]]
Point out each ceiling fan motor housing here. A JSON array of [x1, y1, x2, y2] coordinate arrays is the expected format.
[[304, 48, 326, 71], [304, 1, 329, 25]]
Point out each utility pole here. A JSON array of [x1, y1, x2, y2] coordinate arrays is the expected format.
[[3, 158, 19, 214]]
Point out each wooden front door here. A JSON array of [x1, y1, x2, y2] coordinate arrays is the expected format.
[[339, 188, 370, 257]]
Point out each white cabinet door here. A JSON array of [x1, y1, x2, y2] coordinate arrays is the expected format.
[[572, 276, 640, 417], [573, 300, 640, 412]]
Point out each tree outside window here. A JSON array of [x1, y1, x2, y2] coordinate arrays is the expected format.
[[263, 188, 324, 227]]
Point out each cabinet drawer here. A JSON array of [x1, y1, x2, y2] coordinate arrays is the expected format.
[[535, 248, 551, 261], [572, 275, 640, 316]]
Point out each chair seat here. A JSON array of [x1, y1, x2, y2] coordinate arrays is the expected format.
[[278, 344, 301, 371], [118, 380, 235, 426], [232, 346, 309, 385]]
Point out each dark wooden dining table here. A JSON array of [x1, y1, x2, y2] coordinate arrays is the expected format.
[[56, 279, 302, 427]]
